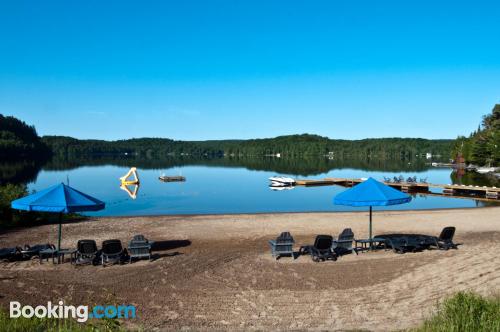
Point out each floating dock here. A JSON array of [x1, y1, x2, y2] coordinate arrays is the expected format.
[[159, 175, 186, 182], [294, 177, 499, 200]]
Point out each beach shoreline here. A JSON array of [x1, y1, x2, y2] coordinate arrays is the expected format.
[[87, 205, 500, 220], [1, 207, 499, 331]]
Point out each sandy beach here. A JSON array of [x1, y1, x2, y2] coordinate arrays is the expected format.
[[0, 207, 499, 331]]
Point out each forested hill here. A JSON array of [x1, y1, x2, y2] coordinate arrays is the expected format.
[[42, 134, 453, 160], [451, 104, 499, 166], [0, 114, 50, 159], [0, 114, 454, 160]]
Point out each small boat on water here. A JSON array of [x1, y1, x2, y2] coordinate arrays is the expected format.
[[269, 176, 295, 186], [431, 162, 454, 167], [476, 167, 497, 174], [159, 175, 186, 182], [270, 181, 289, 187]]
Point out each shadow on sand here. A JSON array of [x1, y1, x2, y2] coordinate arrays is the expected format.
[[150, 239, 192, 260], [151, 239, 191, 251]]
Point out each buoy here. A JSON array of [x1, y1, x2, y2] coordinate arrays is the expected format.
[[120, 167, 140, 185]]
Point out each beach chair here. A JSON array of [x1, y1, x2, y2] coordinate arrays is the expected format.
[[386, 237, 418, 253], [128, 234, 153, 263], [376, 232, 446, 253], [75, 240, 98, 265], [0, 246, 22, 261], [432, 227, 458, 250], [299, 235, 337, 262], [373, 234, 420, 254], [101, 239, 124, 266], [268, 231, 295, 259], [414, 234, 437, 250], [21, 244, 56, 260], [332, 228, 357, 256]]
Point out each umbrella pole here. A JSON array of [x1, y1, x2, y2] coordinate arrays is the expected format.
[[57, 213, 62, 251], [369, 206, 373, 250]]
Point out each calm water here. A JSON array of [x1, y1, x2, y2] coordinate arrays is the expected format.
[[21, 158, 498, 216]]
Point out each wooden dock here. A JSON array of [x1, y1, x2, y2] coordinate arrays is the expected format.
[[294, 177, 499, 200], [294, 179, 336, 186], [439, 184, 499, 199]]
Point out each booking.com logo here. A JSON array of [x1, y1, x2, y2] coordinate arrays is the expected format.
[[10, 301, 136, 322]]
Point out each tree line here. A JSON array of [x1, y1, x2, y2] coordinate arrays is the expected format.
[[451, 104, 499, 166], [42, 134, 453, 160], [1, 113, 454, 163]]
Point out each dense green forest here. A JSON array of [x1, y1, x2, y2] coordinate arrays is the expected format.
[[0, 114, 51, 159], [0, 113, 454, 160], [42, 134, 453, 160], [451, 104, 500, 166]]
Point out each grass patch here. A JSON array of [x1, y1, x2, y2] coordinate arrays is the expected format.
[[0, 310, 124, 332], [412, 291, 500, 332]]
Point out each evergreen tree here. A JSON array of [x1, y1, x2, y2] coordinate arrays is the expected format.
[[0, 114, 51, 159], [451, 104, 500, 166]]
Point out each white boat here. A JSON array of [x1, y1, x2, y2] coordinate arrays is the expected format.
[[270, 181, 287, 187], [476, 167, 496, 174], [269, 186, 295, 191], [269, 176, 295, 186]]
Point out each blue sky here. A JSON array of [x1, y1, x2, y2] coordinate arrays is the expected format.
[[1, 1, 499, 140]]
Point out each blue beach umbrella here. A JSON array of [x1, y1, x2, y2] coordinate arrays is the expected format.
[[11, 183, 105, 250], [334, 178, 411, 245]]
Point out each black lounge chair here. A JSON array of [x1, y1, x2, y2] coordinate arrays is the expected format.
[[128, 235, 153, 263], [299, 235, 337, 262], [268, 231, 295, 259], [432, 227, 458, 250], [0, 247, 22, 261], [373, 234, 424, 254], [101, 239, 124, 266], [21, 244, 56, 260], [385, 236, 419, 253], [376, 228, 459, 254], [332, 228, 357, 256], [415, 234, 438, 250], [378, 233, 437, 253], [76, 240, 98, 265]]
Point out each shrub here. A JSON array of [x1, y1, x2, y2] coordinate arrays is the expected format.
[[0, 309, 123, 332], [412, 292, 500, 332]]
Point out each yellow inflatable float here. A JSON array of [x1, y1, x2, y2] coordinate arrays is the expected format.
[[120, 167, 140, 185]]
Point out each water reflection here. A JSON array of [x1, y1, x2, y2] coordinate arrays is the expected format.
[[451, 170, 499, 187], [10, 163, 499, 216], [269, 186, 295, 191], [1, 154, 499, 215], [44, 155, 433, 175], [0, 160, 44, 185], [2, 155, 499, 188], [119, 184, 140, 200]]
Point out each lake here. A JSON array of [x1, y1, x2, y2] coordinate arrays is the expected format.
[[11, 156, 498, 216]]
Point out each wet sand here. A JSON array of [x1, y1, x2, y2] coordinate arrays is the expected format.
[[0, 207, 499, 331]]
